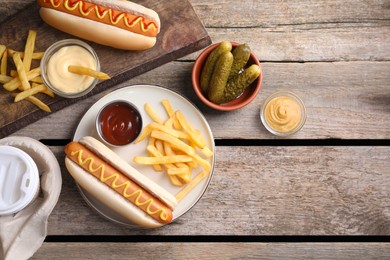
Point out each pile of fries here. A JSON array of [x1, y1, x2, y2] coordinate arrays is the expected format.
[[0, 30, 54, 112], [133, 99, 214, 201]]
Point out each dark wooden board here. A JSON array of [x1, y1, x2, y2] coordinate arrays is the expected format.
[[0, 1, 211, 137]]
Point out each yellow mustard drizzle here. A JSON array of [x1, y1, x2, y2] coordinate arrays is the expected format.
[[109, 12, 125, 25], [49, 0, 61, 8], [70, 149, 168, 221], [64, 0, 77, 11], [44, 0, 158, 33], [95, 7, 109, 19]]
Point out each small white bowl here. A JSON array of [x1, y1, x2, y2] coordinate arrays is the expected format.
[[0, 146, 40, 215]]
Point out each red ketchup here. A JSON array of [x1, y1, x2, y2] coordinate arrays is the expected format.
[[98, 101, 142, 146]]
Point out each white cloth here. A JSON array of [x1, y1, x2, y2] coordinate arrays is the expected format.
[[0, 136, 62, 260]]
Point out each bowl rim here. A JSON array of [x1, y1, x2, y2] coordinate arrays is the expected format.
[[192, 41, 262, 111]]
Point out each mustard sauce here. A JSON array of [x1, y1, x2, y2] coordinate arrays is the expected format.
[[264, 96, 302, 133]]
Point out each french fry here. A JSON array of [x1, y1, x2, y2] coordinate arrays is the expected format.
[[164, 117, 174, 128], [1, 30, 53, 113], [25, 95, 51, 112], [167, 166, 190, 176], [154, 139, 165, 155], [133, 154, 192, 165], [152, 141, 186, 186], [0, 75, 13, 84], [162, 99, 181, 129], [176, 110, 207, 149], [41, 86, 55, 97], [12, 53, 30, 91], [148, 122, 187, 139], [151, 130, 196, 156], [146, 143, 185, 187], [0, 45, 5, 58], [8, 49, 44, 60], [11, 93, 51, 112], [167, 173, 184, 186], [146, 137, 162, 172], [68, 65, 110, 80], [31, 82, 54, 97], [156, 140, 186, 178], [163, 141, 191, 183], [14, 84, 46, 102], [30, 75, 43, 84], [192, 154, 211, 171], [175, 169, 209, 202], [0, 46, 7, 75], [144, 103, 164, 124], [134, 124, 153, 144], [146, 145, 166, 169], [10, 70, 17, 77], [201, 146, 214, 158], [163, 142, 188, 168], [3, 67, 40, 91], [23, 30, 37, 71]]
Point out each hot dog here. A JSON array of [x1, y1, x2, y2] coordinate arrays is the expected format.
[[37, 0, 160, 50], [64, 136, 177, 228]]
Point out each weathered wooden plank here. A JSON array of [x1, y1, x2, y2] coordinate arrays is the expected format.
[[188, 27, 390, 62], [190, 0, 390, 28], [46, 146, 390, 235], [31, 242, 390, 260], [12, 61, 390, 140]]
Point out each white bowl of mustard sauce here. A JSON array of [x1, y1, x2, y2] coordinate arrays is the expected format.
[[260, 90, 306, 136], [40, 39, 100, 98]]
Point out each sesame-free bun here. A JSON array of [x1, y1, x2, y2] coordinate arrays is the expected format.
[[39, 8, 157, 50]]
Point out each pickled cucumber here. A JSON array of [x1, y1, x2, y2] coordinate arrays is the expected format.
[[224, 64, 261, 102], [207, 51, 234, 104], [200, 41, 232, 94], [228, 43, 251, 81]]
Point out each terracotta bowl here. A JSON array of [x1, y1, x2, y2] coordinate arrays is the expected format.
[[192, 42, 262, 111]]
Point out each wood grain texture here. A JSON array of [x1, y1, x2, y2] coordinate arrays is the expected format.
[[189, 0, 390, 62], [191, 0, 390, 28], [12, 61, 390, 140], [192, 27, 390, 62], [31, 243, 390, 259], [0, 0, 211, 137], [47, 146, 390, 236]]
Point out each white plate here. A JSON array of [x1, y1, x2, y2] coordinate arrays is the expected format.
[[73, 84, 215, 227]]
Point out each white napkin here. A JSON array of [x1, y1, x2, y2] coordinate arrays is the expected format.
[[0, 136, 62, 260]]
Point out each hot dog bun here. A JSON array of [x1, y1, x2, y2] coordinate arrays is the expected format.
[[80, 136, 177, 210], [64, 136, 177, 228], [37, 0, 160, 50]]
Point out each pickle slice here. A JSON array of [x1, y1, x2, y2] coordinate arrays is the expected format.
[[224, 64, 261, 102], [207, 51, 234, 104], [199, 41, 232, 94]]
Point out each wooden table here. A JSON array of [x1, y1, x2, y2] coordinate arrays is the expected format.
[[1, 0, 390, 258]]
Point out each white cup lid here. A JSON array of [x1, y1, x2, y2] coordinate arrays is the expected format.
[[0, 145, 40, 215]]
